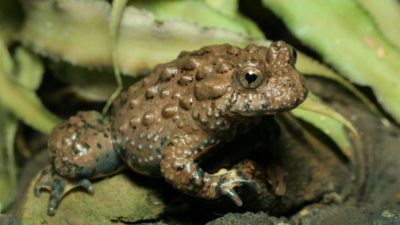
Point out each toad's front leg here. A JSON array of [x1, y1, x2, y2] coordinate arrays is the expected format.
[[160, 135, 260, 206]]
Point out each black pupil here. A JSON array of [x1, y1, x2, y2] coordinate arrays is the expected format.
[[245, 72, 258, 84]]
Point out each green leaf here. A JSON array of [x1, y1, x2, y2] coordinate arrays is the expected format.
[[0, 38, 13, 75], [0, 40, 61, 134], [356, 0, 400, 50], [204, 0, 238, 17], [0, 109, 18, 212], [297, 51, 388, 125], [131, 0, 264, 38], [262, 0, 400, 123], [292, 93, 359, 160], [49, 62, 138, 102], [14, 47, 44, 91], [18, 0, 266, 76]]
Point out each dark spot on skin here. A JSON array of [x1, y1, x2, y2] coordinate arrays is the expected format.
[[244, 103, 251, 111], [160, 136, 169, 146], [156, 148, 163, 157], [83, 143, 90, 150], [96, 143, 102, 149], [103, 133, 109, 138], [176, 164, 185, 171], [97, 119, 104, 125], [83, 123, 93, 130], [118, 146, 128, 158], [93, 132, 98, 136]]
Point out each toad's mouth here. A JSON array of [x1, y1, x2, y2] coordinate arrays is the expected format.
[[226, 88, 308, 116], [226, 96, 274, 116]]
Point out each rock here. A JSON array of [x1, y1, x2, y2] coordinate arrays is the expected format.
[[0, 214, 20, 225], [206, 212, 291, 225], [292, 204, 400, 225], [16, 173, 165, 225]]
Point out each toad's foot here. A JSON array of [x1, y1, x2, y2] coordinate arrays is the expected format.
[[160, 135, 263, 206], [34, 166, 94, 216], [216, 170, 262, 206]]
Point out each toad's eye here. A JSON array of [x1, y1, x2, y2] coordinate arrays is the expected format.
[[237, 67, 265, 88]]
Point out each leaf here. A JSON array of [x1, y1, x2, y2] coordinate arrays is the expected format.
[[292, 93, 359, 160], [356, 0, 400, 50], [0, 108, 18, 212], [262, 0, 400, 123], [14, 47, 44, 91], [18, 0, 266, 75], [204, 0, 238, 17], [0, 40, 61, 134], [49, 62, 138, 102], [18, 174, 165, 225], [297, 51, 388, 125], [0, 38, 13, 75], [131, 0, 264, 38]]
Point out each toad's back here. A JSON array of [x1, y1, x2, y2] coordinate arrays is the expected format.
[[111, 44, 244, 176]]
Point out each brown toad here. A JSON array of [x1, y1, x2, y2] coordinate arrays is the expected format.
[[35, 41, 307, 215]]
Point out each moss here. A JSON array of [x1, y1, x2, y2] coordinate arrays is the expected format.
[[18, 174, 165, 225]]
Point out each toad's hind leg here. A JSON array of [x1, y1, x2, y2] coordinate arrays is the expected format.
[[35, 111, 123, 216], [160, 135, 261, 206]]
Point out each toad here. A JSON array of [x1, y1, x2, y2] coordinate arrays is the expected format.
[[35, 41, 307, 215]]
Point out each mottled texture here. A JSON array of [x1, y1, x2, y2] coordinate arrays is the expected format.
[[35, 41, 307, 215], [23, 174, 165, 225], [206, 212, 291, 225]]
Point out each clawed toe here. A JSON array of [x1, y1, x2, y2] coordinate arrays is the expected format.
[[217, 171, 263, 206], [220, 188, 243, 206], [34, 166, 94, 216], [77, 179, 94, 194], [34, 167, 54, 197]]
